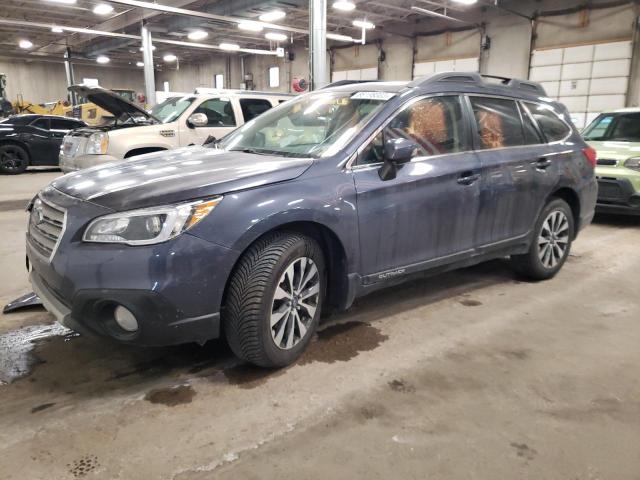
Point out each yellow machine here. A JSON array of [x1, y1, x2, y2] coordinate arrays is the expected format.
[[9, 87, 140, 126]]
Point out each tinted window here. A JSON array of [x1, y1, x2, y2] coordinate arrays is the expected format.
[[583, 112, 640, 142], [470, 97, 524, 149], [524, 102, 571, 142], [194, 98, 236, 127], [239, 98, 273, 122], [150, 96, 195, 124], [519, 103, 543, 145], [359, 96, 468, 165], [30, 118, 49, 130], [50, 118, 81, 131]]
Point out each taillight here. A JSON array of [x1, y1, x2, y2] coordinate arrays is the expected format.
[[582, 147, 597, 168]]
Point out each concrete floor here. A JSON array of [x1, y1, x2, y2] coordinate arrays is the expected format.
[[1, 171, 639, 480]]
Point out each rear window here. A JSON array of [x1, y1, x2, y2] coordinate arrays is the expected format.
[[524, 102, 571, 143], [470, 97, 524, 149]]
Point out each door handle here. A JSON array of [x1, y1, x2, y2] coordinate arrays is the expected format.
[[532, 157, 552, 170], [457, 171, 480, 185]]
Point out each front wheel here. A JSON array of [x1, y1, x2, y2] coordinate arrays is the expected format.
[[223, 232, 325, 367], [0, 144, 29, 174], [510, 198, 574, 280]]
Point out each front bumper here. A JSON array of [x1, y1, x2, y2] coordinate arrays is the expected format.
[[59, 152, 119, 173], [596, 177, 640, 215], [26, 187, 239, 346]]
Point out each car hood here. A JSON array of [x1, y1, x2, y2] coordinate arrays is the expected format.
[[68, 85, 159, 123], [51, 146, 314, 210], [588, 140, 640, 161]]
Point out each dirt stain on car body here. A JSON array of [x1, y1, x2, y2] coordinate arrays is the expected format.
[[299, 321, 389, 365], [144, 384, 196, 406]]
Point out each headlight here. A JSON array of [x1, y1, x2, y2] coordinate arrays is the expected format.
[[86, 132, 109, 155], [83, 197, 223, 245], [624, 157, 640, 172]]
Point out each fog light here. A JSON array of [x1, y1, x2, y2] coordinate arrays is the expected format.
[[114, 305, 138, 332]]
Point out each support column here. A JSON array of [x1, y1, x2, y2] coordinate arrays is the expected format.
[[309, 0, 328, 90], [141, 22, 156, 106], [64, 47, 77, 106]]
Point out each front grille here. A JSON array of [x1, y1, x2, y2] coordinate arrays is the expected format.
[[597, 158, 618, 166], [28, 196, 66, 260]]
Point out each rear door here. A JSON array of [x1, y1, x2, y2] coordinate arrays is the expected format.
[[238, 97, 274, 123], [468, 96, 555, 247], [352, 95, 481, 277]]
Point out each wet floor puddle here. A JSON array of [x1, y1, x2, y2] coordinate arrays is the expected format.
[[145, 384, 196, 406], [299, 321, 388, 365]]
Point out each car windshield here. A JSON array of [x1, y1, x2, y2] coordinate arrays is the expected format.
[[217, 91, 392, 158], [150, 96, 196, 124], [583, 112, 640, 142]]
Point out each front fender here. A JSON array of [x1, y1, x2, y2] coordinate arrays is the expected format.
[[189, 171, 361, 273]]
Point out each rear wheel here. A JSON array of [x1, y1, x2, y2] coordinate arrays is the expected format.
[[510, 198, 574, 280], [223, 232, 325, 367], [0, 144, 29, 174]]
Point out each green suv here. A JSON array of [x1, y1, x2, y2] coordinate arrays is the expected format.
[[583, 109, 640, 215]]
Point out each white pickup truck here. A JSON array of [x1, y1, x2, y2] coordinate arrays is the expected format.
[[59, 85, 292, 172]]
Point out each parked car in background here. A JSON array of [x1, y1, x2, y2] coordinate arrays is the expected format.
[[59, 85, 293, 172], [27, 73, 596, 367], [582, 108, 640, 215], [0, 114, 86, 174]]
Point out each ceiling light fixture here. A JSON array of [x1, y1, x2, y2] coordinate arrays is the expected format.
[[51, 26, 64, 33], [46, 0, 77, 4], [327, 33, 355, 42], [93, 4, 114, 15], [352, 19, 375, 29], [258, 10, 286, 22], [451, 0, 477, 4], [333, 1, 356, 11], [187, 30, 208, 40], [19, 39, 33, 49], [163, 53, 177, 62], [96, 55, 110, 64], [219, 42, 240, 51], [136, 61, 144, 67], [238, 21, 263, 32], [265, 32, 287, 42]]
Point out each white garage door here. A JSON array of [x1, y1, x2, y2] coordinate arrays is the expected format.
[[331, 67, 378, 82], [529, 40, 632, 128], [413, 57, 479, 80]]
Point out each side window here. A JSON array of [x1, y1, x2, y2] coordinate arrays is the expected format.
[[470, 97, 524, 149], [524, 102, 571, 143], [239, 98, 273, 122], [359, 95, 468, 165], [30, 118, 49, 130], [519, 103, 543, 145], [50, 119, 81, 131], [193, 98, 236, 127]]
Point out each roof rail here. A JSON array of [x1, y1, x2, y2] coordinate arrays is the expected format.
[[408, 71, 547, 96], [321, 80, 381, 89]]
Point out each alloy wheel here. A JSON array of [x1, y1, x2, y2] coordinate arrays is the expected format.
[[537, 210, 569, 269], [270, 256, 320, 350]]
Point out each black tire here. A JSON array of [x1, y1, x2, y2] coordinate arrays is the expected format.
[[510, 198, 575, 280], [0, 144, 29, 174], [223, 231, 326, 367]]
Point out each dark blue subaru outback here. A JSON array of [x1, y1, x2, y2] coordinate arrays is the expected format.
[[26, 73, 597, 367]]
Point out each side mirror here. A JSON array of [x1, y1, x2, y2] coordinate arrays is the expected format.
[[187, 113, 208, 129], [378, 138, 417, 181]]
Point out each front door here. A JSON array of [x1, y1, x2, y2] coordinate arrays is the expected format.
[[179, 97, 239, 146], [352, 95, 481, 278]]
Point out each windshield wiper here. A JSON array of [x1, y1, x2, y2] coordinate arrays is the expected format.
[[230, 148, 271, 155]]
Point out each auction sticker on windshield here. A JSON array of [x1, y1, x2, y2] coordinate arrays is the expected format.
[[351, 91, 396, 101]]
